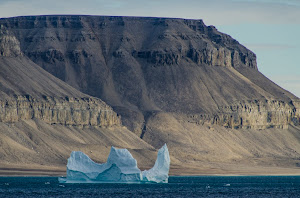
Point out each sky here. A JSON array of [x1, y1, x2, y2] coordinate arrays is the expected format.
[[0, 0, 299, 97]]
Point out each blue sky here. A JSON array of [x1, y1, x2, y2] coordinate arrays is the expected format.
[[0, 0, 299, 97]]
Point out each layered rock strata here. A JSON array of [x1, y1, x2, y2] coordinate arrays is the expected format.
[[0, 95, 121, 127], [187, 100, 300, 129], [0, 15, 298, 132], [0, 24, 22, 56], [0, 23, 121, 127]]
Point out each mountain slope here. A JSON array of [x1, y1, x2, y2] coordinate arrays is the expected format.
[[0, 24, 157, 175], [0, 15, 298, 133], [0, 15, 300, 175]]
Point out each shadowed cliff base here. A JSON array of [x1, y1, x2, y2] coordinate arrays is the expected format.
[[0, 15, 299, 175]]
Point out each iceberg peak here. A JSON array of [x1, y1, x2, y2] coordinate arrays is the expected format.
[[60, 144, 170, 183], [106, 146, 140, 175], [142, 144, 170, 183]]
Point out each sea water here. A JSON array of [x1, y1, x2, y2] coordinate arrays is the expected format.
[[1, 176, 300, 197]]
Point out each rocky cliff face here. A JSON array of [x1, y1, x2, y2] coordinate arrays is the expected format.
[[0, 23, 121, 127], [0, 16, 257, 69], [0, 95, 120, 126], [0, 15, 298, 133], [0, 25, 22, 57], [187, 99, 300, 129]]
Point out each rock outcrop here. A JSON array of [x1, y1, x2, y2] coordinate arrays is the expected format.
[[0, 25, 22, 57], [187, 99, 300, 129], [0, 95, 120, 126]]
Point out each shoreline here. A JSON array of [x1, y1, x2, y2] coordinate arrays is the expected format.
[[2, 162, 300, 177], [2, 167, 300, 177]]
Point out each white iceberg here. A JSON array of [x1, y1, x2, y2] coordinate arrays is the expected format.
[[142, 143, 170, 183], [59, 144, 170, 183]]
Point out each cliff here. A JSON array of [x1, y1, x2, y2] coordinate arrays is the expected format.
[[0, 24, 22, 56], [0, 24, 120, 127], [0, 15, 297, 134], [187, 99, 299, 129], [0, 95, 120, 126]]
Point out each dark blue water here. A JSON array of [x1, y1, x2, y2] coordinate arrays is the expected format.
[[1, 176, 300, 197]]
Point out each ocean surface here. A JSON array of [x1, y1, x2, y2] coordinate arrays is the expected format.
[[1, 176, 300, 197]]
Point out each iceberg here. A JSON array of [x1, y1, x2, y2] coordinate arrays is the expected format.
[[142, 143, 170, 183], [59, 144, 170, 183]]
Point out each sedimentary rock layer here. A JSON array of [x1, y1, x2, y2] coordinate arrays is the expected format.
[[0, 15, 299, 131], [0, 24, 121, 127], [0, 95, 120, 126], [187, 99, 299, 129]]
